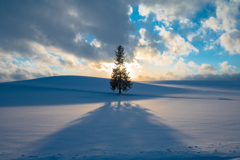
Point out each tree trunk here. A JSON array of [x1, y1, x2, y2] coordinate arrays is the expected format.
[[119, 88, 121, 94]]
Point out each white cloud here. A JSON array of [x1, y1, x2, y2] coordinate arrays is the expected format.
[[136, 74, 156, 81], [219, 61, 236, 73], [188, 61, 199, 69], [74, 33, 83, 43], [46, 46, 84, 69], [179, 18, 197, 29], [175, 58, 191, 73], [0, 60, 17, 70], [187, 34, 195, 42], [138, 4, 151, 18], [190, 0, 240, 54], [160, 71, 180, 80], [134, 46, 161, 63], [199, 64, 216, 74], [0, 50, 12, 61], [139, 1, 210, 22], [156, 52, 176, 66], [26, 42, 84, 70], [133, 28, 161, 63], [90, 39, 101, 48], [155, 26, 199, 56], [204, 45, 214, 51], [128, 5, 133, 15], [219, 31, 240, 54], [201, 17, 221, 31], [215, 0, 240, 32], [179, 18, 190, 24], [0, 42, 84, 79], [187, 26, 208, 42], [138, 28, 149, 46], [1, 41, 62, 67], [201, 1, 240, 33]]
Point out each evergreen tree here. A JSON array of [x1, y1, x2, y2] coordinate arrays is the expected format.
[[110, 45, 132, 94]]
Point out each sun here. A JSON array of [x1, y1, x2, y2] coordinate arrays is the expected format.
[[125, 60, 142, 79], [101, 60, 141, 80]]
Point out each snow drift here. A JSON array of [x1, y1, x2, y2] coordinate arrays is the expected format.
[[0, 76, 240, 160]]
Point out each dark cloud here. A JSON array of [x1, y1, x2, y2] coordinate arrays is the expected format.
[[0, 68, 59, 82], [10, 68, 32, 80], [0, 0, 134, 62], [0, 70, 10, 82]]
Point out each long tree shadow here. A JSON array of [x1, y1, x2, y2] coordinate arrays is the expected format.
[[25, 101, 188, 159], [16, 101, 237, 160]]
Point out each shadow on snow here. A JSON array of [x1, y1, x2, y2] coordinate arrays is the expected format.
[[25, 101, 186, 159], [17, 101, 236, 160]]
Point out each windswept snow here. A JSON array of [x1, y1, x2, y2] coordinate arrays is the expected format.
[[0, 76, 240, 159]]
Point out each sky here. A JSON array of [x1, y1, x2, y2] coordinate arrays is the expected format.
[[0, 0, 240, 82]]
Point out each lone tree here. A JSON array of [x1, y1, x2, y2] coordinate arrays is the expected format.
[[110, 45, 132, 94]]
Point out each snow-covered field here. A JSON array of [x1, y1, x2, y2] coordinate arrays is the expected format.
[[0, 76, 240, 160]]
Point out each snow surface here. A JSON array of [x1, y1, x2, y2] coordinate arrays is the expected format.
[[0, 76, 240, 160]]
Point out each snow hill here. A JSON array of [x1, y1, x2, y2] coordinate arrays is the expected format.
[[1, 75, 239, 107], [0, 75, 191, 107], [0, 76, 240, 160]]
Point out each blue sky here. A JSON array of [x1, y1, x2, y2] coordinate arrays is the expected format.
[[0, 0, 240, 82]]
